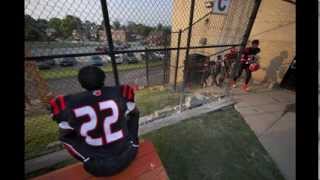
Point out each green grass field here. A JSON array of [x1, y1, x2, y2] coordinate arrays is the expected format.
[[25, 114, 59, 159], [25, 87, 179, 160], [40, 61, 162, 80], [142, 106, 285, 180]]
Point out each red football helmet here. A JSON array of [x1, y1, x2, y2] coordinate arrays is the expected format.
[[249, 63, 260, 72]]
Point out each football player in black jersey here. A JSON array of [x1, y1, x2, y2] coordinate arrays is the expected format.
[[231, 39, 261, 92], [49, 65, 140, 176]]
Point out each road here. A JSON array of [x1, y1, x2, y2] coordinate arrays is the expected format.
[[27, 45, 167, 99], [46, 66, 164, 96], [25, 65, 164, 117]]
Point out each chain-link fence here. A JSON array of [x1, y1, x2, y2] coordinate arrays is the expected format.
[[25, 0, 260, 161]]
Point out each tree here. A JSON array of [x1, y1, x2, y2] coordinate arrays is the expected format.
[[162, 25, 171, 34], [82, 20, 93, 40], [36, 19, 48, 32], [136, 24, 153, 37], [25, 15, 47, 41], [156, 23, 163, 31], [60, 15, 83, 39], [113, 20, 121, 29], [127, 22, 153, 37], [25, 15, 39, 41], [48, 17, 63, 38]]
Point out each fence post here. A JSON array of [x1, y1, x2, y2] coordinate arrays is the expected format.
[[100, 0, 120, 86], [145, 48, 150, 87], [179, 0, 196, 111], [163, 34, 169, 84], [234, 0, 262, 71], [174, 30, 182, 91]]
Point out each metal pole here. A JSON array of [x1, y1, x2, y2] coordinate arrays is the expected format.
[[174, 30, 182, 91], [163, 33, 169, 84], [235, 0, 262, 69], [179, 0, 196, 111], [145, 48, 150, 87], [100, 0, 120, 86], [182, 0, 196, 89]]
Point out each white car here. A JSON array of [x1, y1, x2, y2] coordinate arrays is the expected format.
[[134, 52, 146, 61], [115, 54, 124, 64], [153, 52, 165, 60], [154, 52, 165, 58], [105, 54, 124, 64]]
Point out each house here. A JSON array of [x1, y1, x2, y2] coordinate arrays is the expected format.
[[128, 33, 144, 42], [97, 29, 129, 43], [72, 29, 89, 41], [169, 0, 295, 86], [72, 30, 81, 41], [145, 31, 165, 46], [112, 29, 129, 43], [98, 29, 107, 42], [45, 28, 56, 37], [89, 26, 99, 41]]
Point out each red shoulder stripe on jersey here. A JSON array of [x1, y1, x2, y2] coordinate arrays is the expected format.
[[122, 85, 128, 98], [49, 98, 59, 115], [125, 85, 130, 99], [127, 86, 132, 100], [127, 86, 134, 101], [58, 95, 66, 110]]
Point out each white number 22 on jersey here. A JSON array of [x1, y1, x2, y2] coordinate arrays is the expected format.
[[73, 100, 123, 146]]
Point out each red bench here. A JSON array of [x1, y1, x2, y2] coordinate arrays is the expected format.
[[33, 140, 168, 180]]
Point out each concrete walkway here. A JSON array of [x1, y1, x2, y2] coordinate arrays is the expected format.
[[232, 86, 295, 180]]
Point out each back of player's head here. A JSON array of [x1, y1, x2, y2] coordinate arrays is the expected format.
[[78, 65, 105, 91]]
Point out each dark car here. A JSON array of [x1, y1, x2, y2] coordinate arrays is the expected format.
[[47, 59, 56, 66], [95, 46, 107, 52], [36, 59, 55, 70], [90, 56, 104, 66], [60, 57, 77, 67], [125, 53, 138, 63]]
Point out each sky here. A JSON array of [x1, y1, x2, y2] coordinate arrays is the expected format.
[[25, 0, 173, 27]]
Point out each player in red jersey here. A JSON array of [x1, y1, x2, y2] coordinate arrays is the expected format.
[[230, 39, 261, 92], [49, 65, 140, 176]]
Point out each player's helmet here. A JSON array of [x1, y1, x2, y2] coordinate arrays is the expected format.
[[78, 65, 105, 91], [249, 63, 260, 72]]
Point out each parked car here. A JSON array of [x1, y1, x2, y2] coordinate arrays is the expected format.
[[105, 54, 125, 64], [36, 59, 54, 70], [60, 57, 77, 67], [154, 52, 165, 59], [115, 54, 124, 64], [47, 59, 56, 66], [125, 53, 138, 63], [95, 46, 107, 52], [134, 52, 146, 61], [90, 56, 104, 66], [146, 52, 162, 61]]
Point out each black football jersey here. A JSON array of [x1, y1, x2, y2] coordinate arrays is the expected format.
[[49, 85, 136, 159], [240, 47, 261, 64]]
